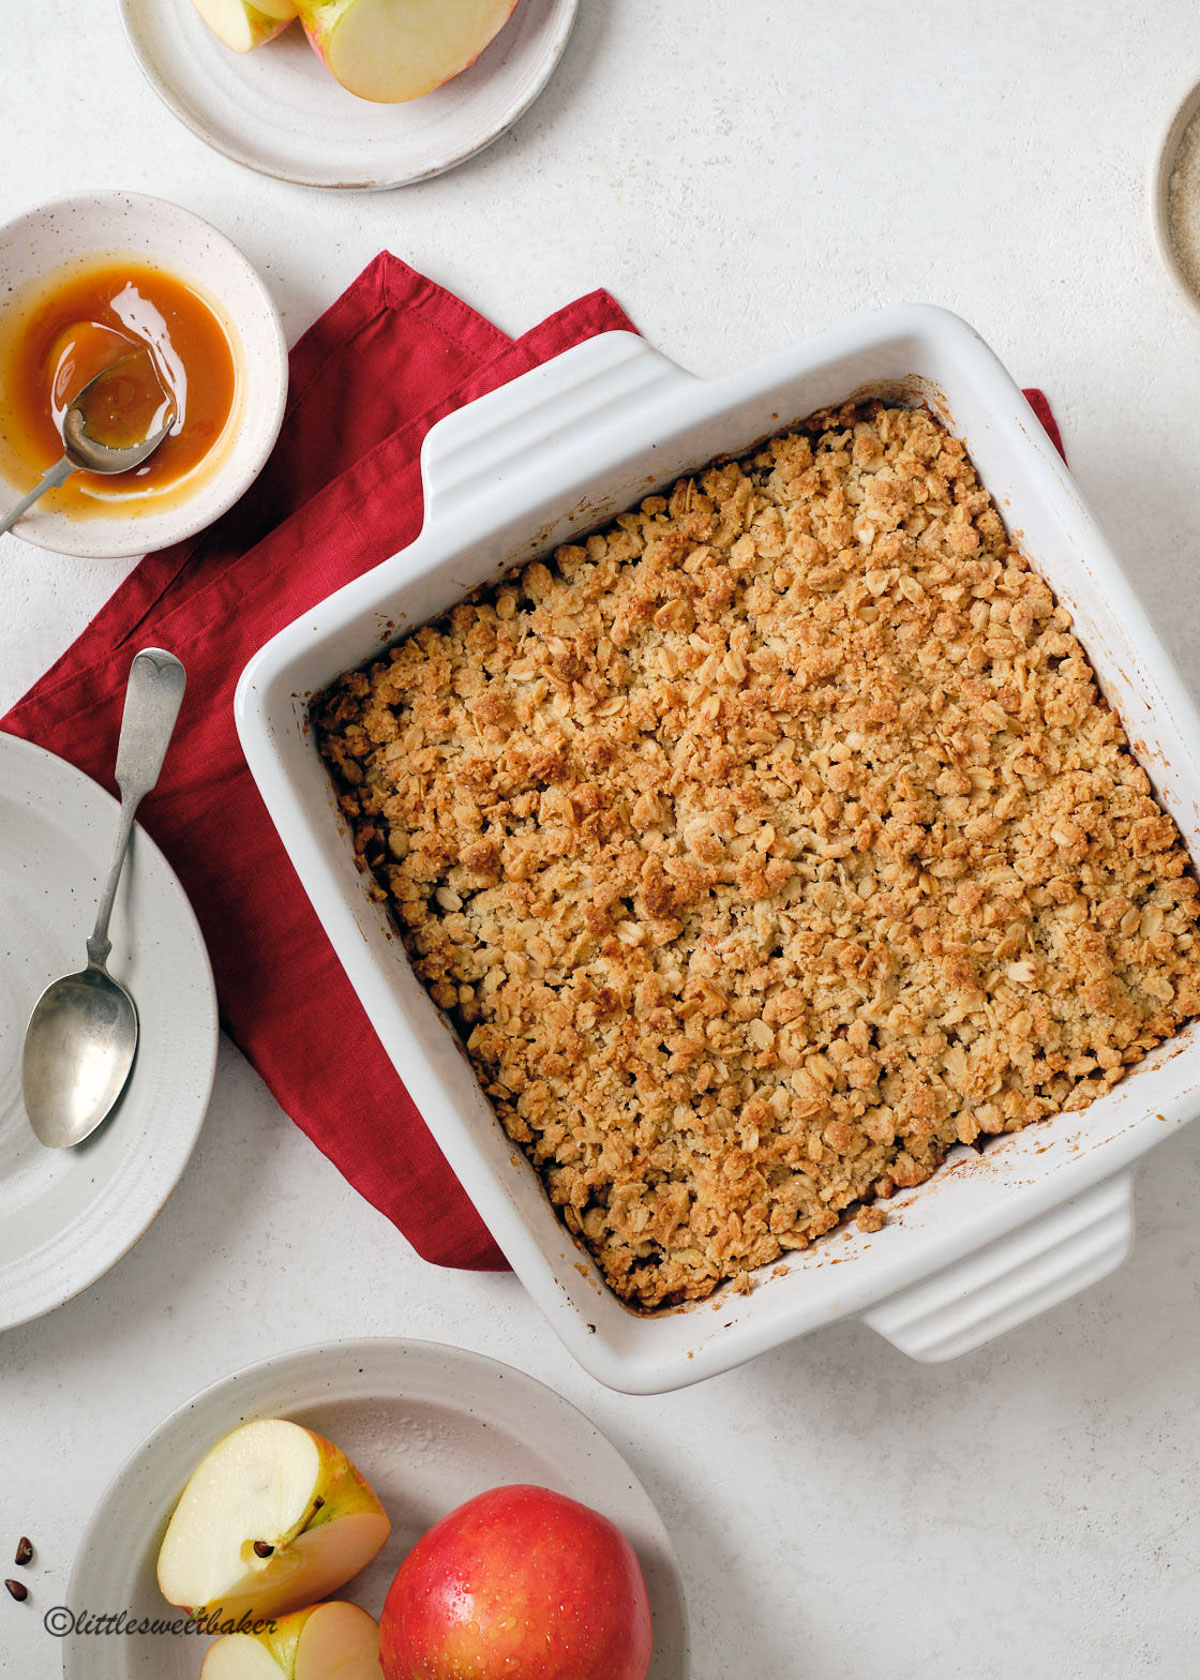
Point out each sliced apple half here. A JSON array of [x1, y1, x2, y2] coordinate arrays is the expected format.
[[296, 0, 520, 104], [201, 1601, 383, 1680], [157, 1419, 390, 1623], [189, 0, 298, 53]]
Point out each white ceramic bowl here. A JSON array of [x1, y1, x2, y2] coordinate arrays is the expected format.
[[0, 191, 287, 558], [237, 311, 1200, 1393], [1151, 78, 1200, 322]]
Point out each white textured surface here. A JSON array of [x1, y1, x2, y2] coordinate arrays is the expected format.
[[4, 3, 1200, 1677]]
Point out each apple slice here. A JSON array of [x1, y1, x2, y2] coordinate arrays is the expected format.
[[202, 1601, 384, 1680], [157, 1419, 390, 1623], [296, 0, 520, 104], [189, 0, 298, 53]]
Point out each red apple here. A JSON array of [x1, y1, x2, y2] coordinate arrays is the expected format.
[[379, 1484, 653, 1680]]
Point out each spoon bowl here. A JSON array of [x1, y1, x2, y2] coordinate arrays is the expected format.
[[62, 347, 176, 472], [22, 969, 139, 1149], [0, 352, 175, 539]]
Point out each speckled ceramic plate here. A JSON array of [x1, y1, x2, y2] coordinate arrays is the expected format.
[[1152, 78, 1200, 322], [0, 734, 217, 1332], [65, 1337, 690, 1678], [0, 192, 287, 558], [120, 0, 579, 190]]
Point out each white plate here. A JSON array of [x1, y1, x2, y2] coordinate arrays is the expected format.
[[120, 0, 579, 191], [0, 734, 218, 1331], [64, 1337, 690, 1678]]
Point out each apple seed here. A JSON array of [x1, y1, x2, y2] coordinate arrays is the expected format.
[[4, 1579, 28, 1603], [13, 1539, 32, 1567], [252, 1542, 275, 1558]]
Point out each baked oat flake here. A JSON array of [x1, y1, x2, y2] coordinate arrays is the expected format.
[[315, 403, 1200, 1310]]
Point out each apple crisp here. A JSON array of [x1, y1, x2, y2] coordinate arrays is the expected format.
[[313, 401, 1200, 1310]]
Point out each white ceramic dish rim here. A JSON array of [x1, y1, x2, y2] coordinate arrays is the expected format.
[[0, 190, 288, 558], [235, 306, 1200, 1393], [64, 1336, 689, 1680], [1151, 76, 1200, 324], [0, 734, 219, 1332], [119, 0, 580, 192]]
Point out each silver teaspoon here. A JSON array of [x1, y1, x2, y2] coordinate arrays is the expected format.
[[0, 349, 175, 539], [22, 649, 187, 1148]]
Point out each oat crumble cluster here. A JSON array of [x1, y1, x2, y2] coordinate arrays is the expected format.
[[314, 402, 1200, 1309]]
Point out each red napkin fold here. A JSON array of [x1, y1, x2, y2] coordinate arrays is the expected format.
[[2, 254, 1064, 1273]]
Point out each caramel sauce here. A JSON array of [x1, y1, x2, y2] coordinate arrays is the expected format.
[[57, 337, 173, 454], [0, 257, 239, 518]]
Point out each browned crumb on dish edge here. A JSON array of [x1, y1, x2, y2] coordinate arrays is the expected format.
[[313, 401, 1200, 1311]]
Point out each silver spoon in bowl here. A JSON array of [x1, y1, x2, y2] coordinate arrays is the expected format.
[[22, 649, 187, 1149], [0, 349, 175, 538]]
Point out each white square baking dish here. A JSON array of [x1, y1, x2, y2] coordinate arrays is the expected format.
[[235, 307, 1200, 1393]]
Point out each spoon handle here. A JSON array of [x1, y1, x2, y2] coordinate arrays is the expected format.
[[87, 649, 187, 969], [0, 456, 75, 538]]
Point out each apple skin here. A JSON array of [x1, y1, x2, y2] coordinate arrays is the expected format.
[[189, 0, 297, 52], [200, 1602, 316, 1680], [296, 0, 520, 105], [157, 1420, 390, 1626], [201, 1600, 383, 1680], [379, 1484, 652, 1680]]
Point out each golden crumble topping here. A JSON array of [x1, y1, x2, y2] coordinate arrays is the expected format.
[[314, 401, 1200, 1310]]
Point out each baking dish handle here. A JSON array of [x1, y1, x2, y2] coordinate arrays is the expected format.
[[419, 330, 701, 533], [861, 1172, 1135, 1362]]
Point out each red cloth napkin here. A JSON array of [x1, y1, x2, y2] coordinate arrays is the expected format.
[[5, 256, 637, 1271], [2, 254, 1065, 1272], [1024, 388, 1064, 461]]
